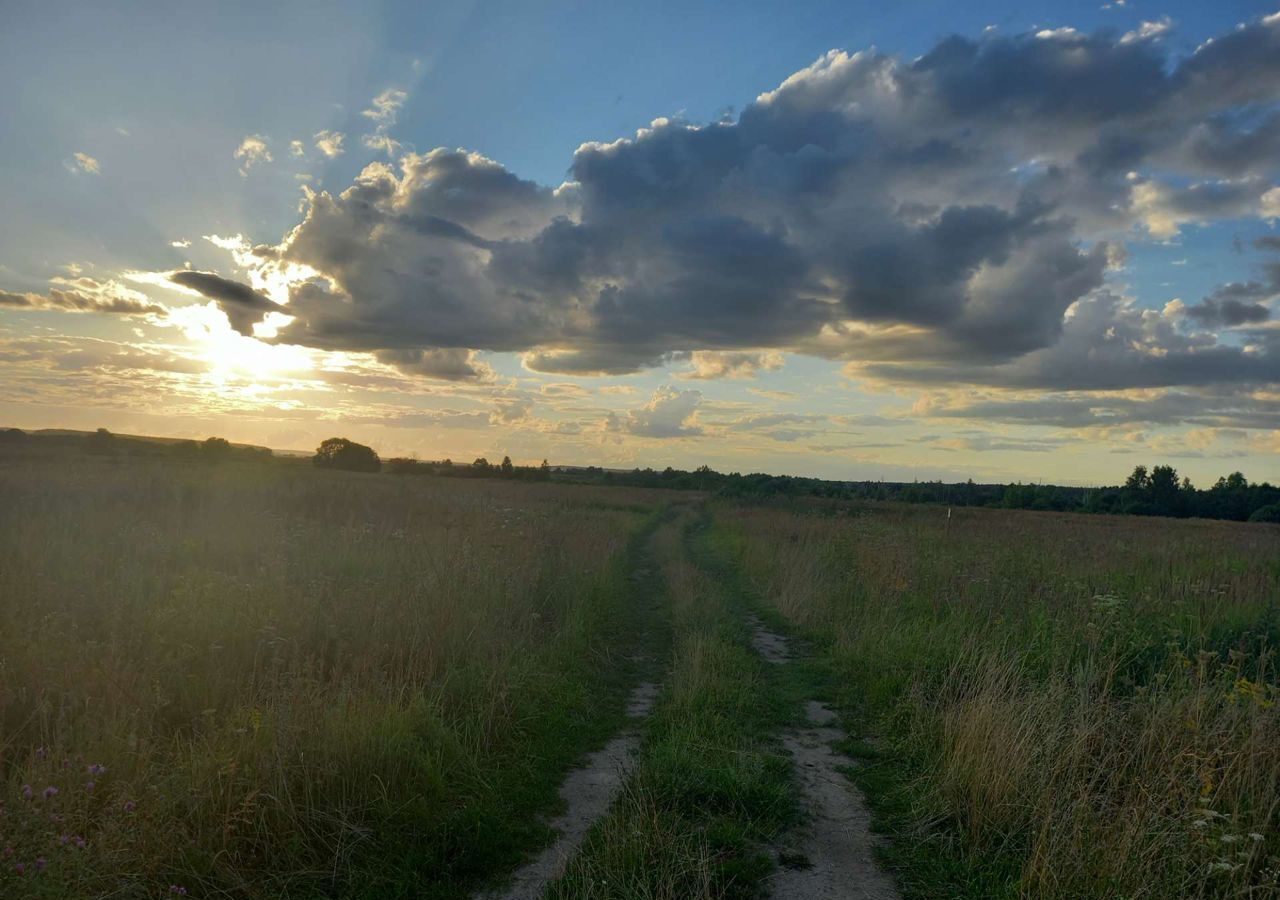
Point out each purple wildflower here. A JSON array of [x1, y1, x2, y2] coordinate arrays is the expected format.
[[169, 886, 188, 895], [87, 764, 105, 776], [84, 782, 95, 792], [73, 837, 85, 849], [35, 747, 47, 761], [122, 800, 137, 813], [14, 862, 25, 875], [35, 857, 46, 872], [58, 835, 69, 846], [42, 786, 58, 800], [20, 785, 32, 800]]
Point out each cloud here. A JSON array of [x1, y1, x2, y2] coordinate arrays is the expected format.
[[167, 270, 284, 336], [373, 347, 494, 382], [71, 13, 1280, 435], [170, 239, 192, 249], [313, 130, 346, 158], [362, 89, 407, 157], [362, 89, 407, 124], [64, 152, 100, 175], [233, 135, 272, 175], [678, 350, 785, 379], [608, 385, 703, 437], [490, 396, 534, 424], [1120, 17, 1173, 45], [1183, 283, 1272, 327], [0, 277, 165, 316], [290, 140, 306, 158]]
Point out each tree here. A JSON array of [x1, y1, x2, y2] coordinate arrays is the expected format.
[[1148, 465, 1182, 516], [201, 436, 232, 459], [1124, 465, 1150, 493], [538, 459, 551, 481], [313, 437, 380, 473], [500, 455, 514, 477], [1248, 504, 1280, 524]]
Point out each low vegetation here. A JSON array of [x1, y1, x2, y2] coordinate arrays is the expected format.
[[0, 455, 667, 898], [726, 500, 1280, 898]]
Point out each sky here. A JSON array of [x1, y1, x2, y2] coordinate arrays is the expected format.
[[2, 0, 1280, 485]]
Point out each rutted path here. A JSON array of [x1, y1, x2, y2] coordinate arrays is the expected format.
[[747, 611, 901, 899], [481, 680, 659, 900]]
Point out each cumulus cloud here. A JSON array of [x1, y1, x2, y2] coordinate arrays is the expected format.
[[373, 347, 494, 381], [79, 13, 1280, 435], [167, 270, 284, 336], [1120, 17, 1174, 45], [64, 152, 101, 175], [679, 350, 785, 379], [1183, 284, 1272, 327], [362, 88, 407, 124], [314, 130, 345, 158], [362, 89, 407, 156], [608, 385, 703, 437], [233, 135, 272, 175], [0, 277, 165, 316]]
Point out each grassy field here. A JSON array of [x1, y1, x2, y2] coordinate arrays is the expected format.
[[3, 454, 1278, 899], [723, 500, 1280, 898], [0, 456, 669, 898]]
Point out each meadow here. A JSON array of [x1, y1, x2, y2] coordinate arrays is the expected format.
[[0, 454, 669, 898], [2, 451, 1278, 899], [724, 501, 1280, 898]]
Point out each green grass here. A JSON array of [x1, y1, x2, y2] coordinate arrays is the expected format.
[[546, 510, 802, 899], [0, 456, 673, 899], [724, 500, 1280, 899]]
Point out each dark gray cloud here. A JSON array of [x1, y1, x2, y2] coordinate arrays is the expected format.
[[1185, 283, 1271, 328], [181, 15, 1280, 425], [373, 348, 493, 382], [168, 270, 283, 336], [0, 277, 166, 316]]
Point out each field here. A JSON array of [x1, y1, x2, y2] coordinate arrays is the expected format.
[[1, 455, 1278, 898]]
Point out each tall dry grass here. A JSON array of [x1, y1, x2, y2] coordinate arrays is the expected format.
[[0, 456, 661, 898], [724, 501, 1280, 898]]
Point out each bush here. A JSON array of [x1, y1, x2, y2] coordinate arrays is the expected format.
[[312, 437, 380, 473], [1247, 504, 1280, 524]]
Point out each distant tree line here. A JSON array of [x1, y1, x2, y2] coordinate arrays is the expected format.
[[384, 454, 553, 481], [554, 462, 1280, 524], [0, 427, 272, 462], [6, 427, 1276, 524]]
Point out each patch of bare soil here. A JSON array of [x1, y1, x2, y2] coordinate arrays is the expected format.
[[748, 614, 790, 664], [480, 681, 659, 900], [744, 618, 899, 900]]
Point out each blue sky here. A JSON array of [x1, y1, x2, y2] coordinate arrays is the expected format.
[[2, 1, 1279, 484]]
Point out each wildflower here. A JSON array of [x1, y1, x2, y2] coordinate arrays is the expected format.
[[35, 857, 46, 872], [35, 747, 47, 761], [42, 786, 58, 800], [58, 835, 69, 846], [122, 800, 136, 813], [14, 862, 24, 875], [1221, 834, 1240, 843], [1249, 833, 1265, 842], [169, 886, 188, 895], [85, 782, 95, 792], [87, 764, 106, 776], [73, 837, 85, 849], [2, 847, 12, 857]]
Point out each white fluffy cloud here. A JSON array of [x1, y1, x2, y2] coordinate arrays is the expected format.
[[233, 135, 272, 175]]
